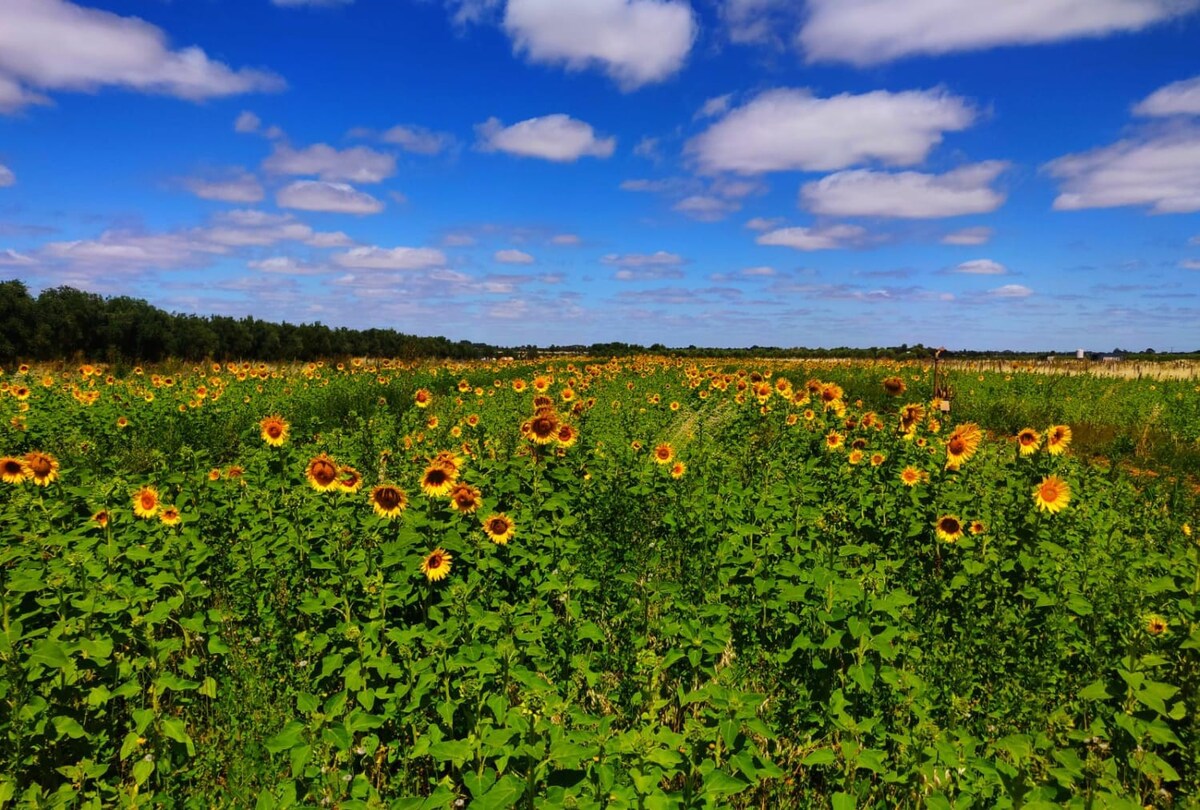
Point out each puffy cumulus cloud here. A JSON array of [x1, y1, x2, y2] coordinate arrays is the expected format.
[[333, 246, 448, 271], [202, 210, 319, 247], [41, 231, 225, 269], [276, 180, 385, 215], [494, 248, 535, 264], [1134, 75, 1200, 117], [503, 0, 697, 90], [183, 170, 264, 203], [686, 88, 975, 174], [953, 259, 1008, 274], [476, 114, 615, 162], [234, 111, 261, 133], [942, 226, 994, 245], [262, 143, 395, 183], [673, 195, 741, 222], [307, 231, 355, 248], [0, 164, 13, 187], [1045, 129, 1200, 213], [756, 224, 868, 251], [0, 0, 284, 114], [379, 124, 455, 155], [800, 162, 1008, 219], [988, 284, 1034, 298], [799, 0, 1199, 66]]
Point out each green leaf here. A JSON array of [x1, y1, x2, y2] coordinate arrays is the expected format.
[[132, 758, 154, 787], [264, 721, 306, 754], [428, 739, 473, 763], [470, 774, 525, 810], [801, 749, 837, 767], [832, 792, 856, 810], [161, 717, 195, 756], [199, 676, 218, 699], [52, 715, 87, 739], [29, 640, 70, 669], [702, 769, 749, 797], [1078, 680, 1111, 701]]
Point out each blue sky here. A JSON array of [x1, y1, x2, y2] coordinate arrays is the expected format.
[[1, 0, 1199, 350]]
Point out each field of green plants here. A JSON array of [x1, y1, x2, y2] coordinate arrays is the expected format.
[[1, 357, 1197, 808]]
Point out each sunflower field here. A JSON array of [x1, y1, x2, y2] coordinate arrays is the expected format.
[[1, 357, 1198, 808]]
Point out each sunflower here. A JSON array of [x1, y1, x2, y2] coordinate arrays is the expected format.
[[528, 411, 560, 444], [1033, 475, 1071, 513], [670, 461, 686, 479], [899, 404, 926, 434], [305, 454, 341, 492], [431, 450, 465, 476], [260, 414, 289, 447], [882, 376, 907, 396], [511, 379, 527, 393], [457, 379, 472, 393], [208, 468, 221, 481], [116, 416, 129, 429], [1145, 614, 1168, 636], [969, 520, 986, 535], [0, 456, 27, 484], [803, 409, 816, 421], [370, 484, 408, 518], [1046, 424, 1072, 455], [421, 548, 453, 582], [900, 466, 925, 487], [92, 510, 110, 528], [413, 388, 433, 408], [653, 443, 674, 464], [820, 383, 843, 405], [226, 465, 245, 479], [560, 388, 576, 402], [848, 449, 864, 465], [532, 376, 552, 393], [483, 513, 515, 545], [944, 423, 982, 470], [24, 451, 59, 486], [160, 506, 182, 526], [934, 515, 963, 542], [825, 431, 844, 450], [337, 466, 364, 493], [556, 423, 578, 448], [870, 452, 886, 467], [450, 483, 483, 513], [420, 463, 457, 497], [1016, 428, 1040, 456], [133, 486, 160, 518]]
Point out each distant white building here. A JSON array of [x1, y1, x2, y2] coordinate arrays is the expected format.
[[1076, 348, 1085, 359]]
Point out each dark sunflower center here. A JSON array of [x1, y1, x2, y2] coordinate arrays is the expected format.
[[28, 456, 51, 475], [311, 461, 337, 485], [3, 460, 21, 475], [489, 519, 508, 534], [375, 487, 402, 509]]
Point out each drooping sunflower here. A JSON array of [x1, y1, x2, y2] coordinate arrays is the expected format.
[[160, 506, 182, 526], [370, 484, 408, 518], [935, 515, 964, 542], [337, 466, 364, 493], [305, 454, 341, 492], [1032, 475, 1071, 513], [421, 548, 453, 582], [528, 411, 560, 445], [670, 461, 686, 479], [1016, 428, 1040, 456], [944, 422, 982, 470], [0, 456, 27, 484], [652, 443, 674, 464], [482, 513, 515, 545], [882, 376, 907, 396], [260, 414, 289, 447], [420, 463, 457, 497], [1045, 424, 1072, 455], [899, 404, 926, 434], [24, 451, 59, 486], [92, 510, 110, 529], [899, 466, 925, 487], [132, 486, 160, 518], [414, 388, 433, 408], [450, 483, 483, 513]]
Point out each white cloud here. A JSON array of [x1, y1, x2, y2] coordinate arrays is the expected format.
[[333, 245, 447, 270], [503, 0, 697, 90], [379, 124, 454, 154], [1045, 129, 1200, 213], [696, 93, 733, 119], [800, 162, 1008, 218], [989, 283, 1033, 298], [184, 170, 264, 203], [248, 256, 328, 275], [1178, 259, 1200, 269], [234, 111, 261, 133], [1134, 75, 1200, 117], [495, 248, 535, 264], [620, 178, 691, 193], [673, 195, 741, 221], [203, 210, 316, 246], [720, 0, 797, 45], [756, 224, 867, 251], [276, 180, 385, 215], [0, 0, 284, 114], [686, 88, 976, 174], [953, 258, 1007, 274], [741, 265, 776, 276], [476, 114, 615, 162], [0, 165, 13, 187], [262, 143, 395, 183], [633, 136, 661, 160], [0, 75, 50, 114], [799, 0, 1199, 65], [601, 251, 685, 268], [942, 226, 994, 245], [550, 233, 581, 245], [306, 231, 354, 248], [745, 216, 784, 231], [0, 249, 34, 266], [41, 231, 225, 269]]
